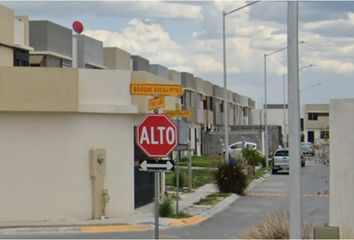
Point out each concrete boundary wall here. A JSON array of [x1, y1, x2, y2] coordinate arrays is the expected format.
[[329, 98, 354, 238], [0, 112, 135, 224], [201, 125, 281, 156]]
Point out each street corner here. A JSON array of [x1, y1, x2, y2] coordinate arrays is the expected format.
[[168, 215, 206, 228], [80, 224, 153, 233]]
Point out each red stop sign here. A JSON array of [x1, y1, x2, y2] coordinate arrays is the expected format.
[[136, 114, 178, 158]]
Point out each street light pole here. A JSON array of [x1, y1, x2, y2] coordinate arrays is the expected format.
[[300, 83, 321, 92], [222, 10, 228, 163], [222, 1, 259, 163], [299, 64, 313, 71], [264, 46, 287, 166], [283, 74, 287, 147]]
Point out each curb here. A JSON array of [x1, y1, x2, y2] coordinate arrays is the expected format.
[[246, 173, 271, 192], [0, 172, 272, 235], [0, 226, 81, 234]]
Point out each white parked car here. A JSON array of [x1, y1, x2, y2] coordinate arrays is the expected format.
[[228, 141, 257, 159], [272, 148, 305, 174], [229, 141, 257, 151]]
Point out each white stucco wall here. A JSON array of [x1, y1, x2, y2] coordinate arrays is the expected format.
[[329, 98, 354, 238], [78, 69, 137, 114], [14, 18, 25, 46], [250, 108, 287, 127], [79, 69, 132, 106], [0, 112, 134, 223]]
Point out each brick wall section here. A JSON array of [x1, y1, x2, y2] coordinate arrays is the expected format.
[[201, 125, 281, 156]]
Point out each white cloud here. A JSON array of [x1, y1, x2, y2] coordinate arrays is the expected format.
[[84, 19, 178, 54], [338, 45, 354, 55], [213, 0, 249, 14], [84, 19, 223, 75], [133, 1, 203, 20], [2, 1, 203, 20], [316, 59, 354, 74]]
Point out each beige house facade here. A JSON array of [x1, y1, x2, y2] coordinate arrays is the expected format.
[[0, 67, 138, 224], [303, 104, 329, 143]]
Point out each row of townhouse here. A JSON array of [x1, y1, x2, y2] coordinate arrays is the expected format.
[[1, 4, 256, 155], [0, 4, 255, 224]]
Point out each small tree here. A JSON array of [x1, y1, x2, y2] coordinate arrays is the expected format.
[[242, 148, 266, 175]]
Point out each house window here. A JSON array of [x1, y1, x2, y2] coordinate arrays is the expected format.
[[203, 99, 207, 110], [308, 113, 318, 120], [220, 102, 224, 113], [189, 92, 193, 107], [14, 49, 29, 66], [320, 131, 329, 139], [209, 98, 213, 111], [61, 59, 72, 68], [243, 107, 248, 117]]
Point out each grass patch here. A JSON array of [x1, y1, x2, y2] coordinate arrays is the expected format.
[[179, 155, 218, 168], [247, 167, 270, 184], [194, 192, 231, 205], [255, 167, 270, 179], [166, 168, 215, 189], [173, 211, 192, 218]]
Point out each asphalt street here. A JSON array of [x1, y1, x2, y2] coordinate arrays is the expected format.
[[0, 159, 329, 239]]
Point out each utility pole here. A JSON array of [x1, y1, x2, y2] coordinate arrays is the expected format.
[[288, 1, 302, 238]]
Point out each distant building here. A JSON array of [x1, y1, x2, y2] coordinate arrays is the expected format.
[[303, 104, 329, 143], [0, 4, 32, 67], [73, 34, 105, 69], [29, 20, 72, 67]]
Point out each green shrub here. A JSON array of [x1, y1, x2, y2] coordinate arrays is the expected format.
[[159, 198, 173, 217], [242, 148, 265, 167], [214, 163, 248, 195]]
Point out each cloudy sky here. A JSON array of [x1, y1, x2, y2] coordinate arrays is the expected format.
[[3, 1, 354, 105]]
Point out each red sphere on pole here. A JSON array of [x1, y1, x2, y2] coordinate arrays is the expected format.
[[72, 21, 84, 34]]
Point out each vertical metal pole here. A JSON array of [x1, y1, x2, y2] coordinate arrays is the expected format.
[[153, 107, 160, 239], [288, 1, 302, 238], [188, 141, 192, 192], [176, 118, 180, 215], [222, 11, 229, 164], [283, 74, 286, 147], [154, 172, 159, 239], [264, 54, 268, 167]]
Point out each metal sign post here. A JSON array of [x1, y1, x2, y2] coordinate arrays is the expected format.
[[139, 160, 175, 240], [132, 84, 181, 240], [187, 141, 192, 192], [168, 114, 193, 214], [176, 118, 181, 215], [154, 171, 159, 239]]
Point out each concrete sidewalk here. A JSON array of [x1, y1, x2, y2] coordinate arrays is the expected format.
[[0, 174, 270, 235]]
